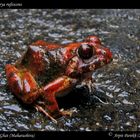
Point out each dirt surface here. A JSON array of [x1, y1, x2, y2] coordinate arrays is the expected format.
[[0, 9, 140, 131]]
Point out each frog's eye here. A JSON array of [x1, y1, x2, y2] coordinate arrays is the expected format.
[[78, 44, 95, 59]]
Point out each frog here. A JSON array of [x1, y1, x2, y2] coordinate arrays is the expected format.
[[5, 36, 113, 123]]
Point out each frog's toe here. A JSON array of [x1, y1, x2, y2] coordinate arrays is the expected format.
[[60, 108, 75, 117], [34, 104, 57, 123]]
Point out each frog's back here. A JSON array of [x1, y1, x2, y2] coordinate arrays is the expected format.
[[16, 43, 67, 86]]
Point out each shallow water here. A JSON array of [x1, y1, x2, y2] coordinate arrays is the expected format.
[[0, 9, 140, 131]]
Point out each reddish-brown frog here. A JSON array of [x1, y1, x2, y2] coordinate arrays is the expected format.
[[5, 36, 112, 123]]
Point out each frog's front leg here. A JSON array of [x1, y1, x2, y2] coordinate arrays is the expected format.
[[42, 76, 77, 118], [80, 77, 96, 93]]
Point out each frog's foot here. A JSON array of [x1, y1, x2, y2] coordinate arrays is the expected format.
[[81, 78, 95, 93], [34, 104, 57, 124], [60, 108, 76, 117]]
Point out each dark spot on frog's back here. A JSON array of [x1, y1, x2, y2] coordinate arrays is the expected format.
[[37, 61, 65, 86]]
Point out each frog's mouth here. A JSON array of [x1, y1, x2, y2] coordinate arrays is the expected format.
[[82, 55, 96, 64]]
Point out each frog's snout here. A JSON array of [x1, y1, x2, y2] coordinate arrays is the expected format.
[[109, 51, 113, 63], [110, 57, 113, 62], [105, 48, 113, 63]]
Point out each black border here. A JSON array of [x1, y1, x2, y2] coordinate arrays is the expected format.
[[1, 131, 140, 139], [0, 0, 140, 8]]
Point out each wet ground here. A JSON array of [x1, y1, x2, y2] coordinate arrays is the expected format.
[[0, 9, 140, 131]]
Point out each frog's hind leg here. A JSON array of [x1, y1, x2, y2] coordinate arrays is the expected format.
[[6, 64, 23, 95], [6, 64, 59, 122], [5, 64, 40, 104], [42, 76, 77, 118]]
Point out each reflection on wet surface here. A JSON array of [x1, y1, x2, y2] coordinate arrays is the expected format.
[[0, 9, 140, 131]]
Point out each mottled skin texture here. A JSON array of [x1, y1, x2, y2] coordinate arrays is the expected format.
[[5, 36, 112, 121]]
